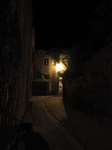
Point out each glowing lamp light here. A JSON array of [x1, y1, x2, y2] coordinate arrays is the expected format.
[[56, 63, 63, 72]]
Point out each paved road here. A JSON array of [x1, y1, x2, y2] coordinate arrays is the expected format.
[[30, 95, 84, 150], [24, 95, 112, 150]]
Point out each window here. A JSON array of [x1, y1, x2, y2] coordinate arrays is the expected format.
[[44, 58, 49, 66]]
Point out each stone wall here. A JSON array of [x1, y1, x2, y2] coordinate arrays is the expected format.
[[63, 44, 112, 125], [0, 0, 33, 148]]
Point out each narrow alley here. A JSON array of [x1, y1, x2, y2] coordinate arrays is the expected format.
[[1, 1, 112, 150]]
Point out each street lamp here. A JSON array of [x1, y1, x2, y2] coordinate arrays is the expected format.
[[56, 63, 63, 72]]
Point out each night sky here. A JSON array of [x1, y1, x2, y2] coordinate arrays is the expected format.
[[32, 1, 102, 50]]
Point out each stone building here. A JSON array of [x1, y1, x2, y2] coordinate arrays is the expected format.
[[33, 50, 59, 95]]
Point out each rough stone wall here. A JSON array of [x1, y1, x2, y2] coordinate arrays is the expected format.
[[0, 0, 32, 148], [63, 43, 112, 125]]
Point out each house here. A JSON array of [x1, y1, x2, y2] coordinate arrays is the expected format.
[[32, 50, 59, 95], [32, 49, 69, 95]]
